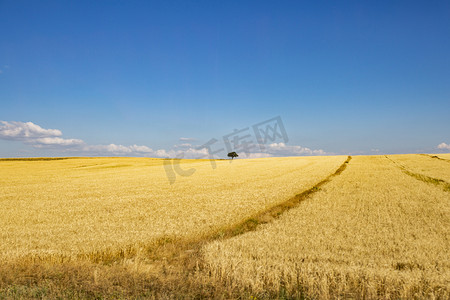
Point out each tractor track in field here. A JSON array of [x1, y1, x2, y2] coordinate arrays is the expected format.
[[122, 155, 354, 264], [208, 155, 353, 241], [79, 155, 353, 265], [420, 153, 450, 163], [385, 155, 450, 192]]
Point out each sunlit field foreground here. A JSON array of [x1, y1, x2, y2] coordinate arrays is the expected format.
[[203, 155, 450, 299], [0, 154, 449, 298], [0, 156, 346, 262]]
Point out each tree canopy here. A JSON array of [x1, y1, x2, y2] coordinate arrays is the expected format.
[[227, 152, 238, 159]]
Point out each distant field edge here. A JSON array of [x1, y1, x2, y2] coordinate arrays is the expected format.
[[0, 157, 176, 161], [0, 157, 117, 161], [0, 155, 333, 162]]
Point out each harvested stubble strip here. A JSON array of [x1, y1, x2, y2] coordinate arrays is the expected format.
[[203, 155, 450, 299]]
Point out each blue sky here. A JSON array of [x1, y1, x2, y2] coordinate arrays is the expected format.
[[1, 0, 449, 158]]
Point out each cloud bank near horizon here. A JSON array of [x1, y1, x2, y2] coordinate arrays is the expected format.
[[437, 142, 450, 151], [2, 121, 449, 158], [0, 120, 330, 158]]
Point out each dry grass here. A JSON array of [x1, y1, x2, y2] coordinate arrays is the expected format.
[[203, 156, 450, 299], [0, 156, 345, 263]]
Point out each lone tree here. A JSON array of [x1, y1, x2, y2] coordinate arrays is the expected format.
[[227, 152, 238, 160]]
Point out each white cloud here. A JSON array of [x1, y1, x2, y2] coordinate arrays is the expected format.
[[244, 152, 272, 159], [149, 147, 209, 159], [154, 149, 169, 157], [85, 144, 154, 154], [437, 142, 450, 150], [222, 142, 326, 159], [128, 144, 154, 153], [82, 143, 208, 159], [264, 142, 326, 156], [0, 121, 62, 140], [182, 147, 209, 158], [87, 144, 132, 154], [174, 143, 193, 148], [33, 137, 85, 147], [179, 137, 196, 142], [0, 120, 328, 159], [0, 121, 83, 148]]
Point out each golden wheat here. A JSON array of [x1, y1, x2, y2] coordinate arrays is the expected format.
[[0, 156, 345, 262], [387, 154, 450, 183], [436, 153, 450, 160], [202, 155, 450, 299]]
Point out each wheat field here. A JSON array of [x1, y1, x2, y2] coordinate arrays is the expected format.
[[0, 154, 449, 299], [436, 154, 450, 160], [0, 156, 345, 262], [203, 155, 450, 299], [387, 154, 450, 183]]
